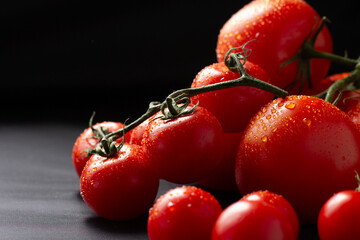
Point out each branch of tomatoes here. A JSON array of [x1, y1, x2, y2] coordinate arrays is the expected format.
[[84, 46, 288, 158], [86, 16, 360, 158]]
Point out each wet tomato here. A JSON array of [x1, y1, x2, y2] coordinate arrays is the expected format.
[[72, 121, 128, 177], [142, 106, 224, 184], [191, 61, 274, 132], [212, 190, 298, 240], [235, 95, 360, 224], [80, 144, 159, 220], [148, 186, 222, 240], [216, 0, 333, 93]]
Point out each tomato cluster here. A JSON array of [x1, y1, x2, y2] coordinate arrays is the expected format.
[[72, 0, 360, 239]]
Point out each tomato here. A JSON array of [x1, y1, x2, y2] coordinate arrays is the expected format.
[[241, 190, 299, 238], [322, 72, 360, 126], [72, 121, 128, 177], [197, 131, 243, 191], [235, 95, 360, 224], [129, 116, 155, 145], [148, 186, 222, 240], [318, 189, 360, 240], [141, 105, 224, 184], [80, 144, 159, 220], [216, 0, 333, 94], [191, 61, 274, 132], [212, 190, 298, 240]]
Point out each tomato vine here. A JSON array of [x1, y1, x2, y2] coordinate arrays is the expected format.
[[85, 16, 360, 158]]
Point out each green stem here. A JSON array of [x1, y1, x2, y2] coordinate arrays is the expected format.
[[303, 43, 358, 68], [94, 52, 287, 157], [324, 62, 360, 103]]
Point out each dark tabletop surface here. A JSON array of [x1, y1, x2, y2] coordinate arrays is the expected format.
[[0, 122, 320, 239], [1, 1, 357, 239]]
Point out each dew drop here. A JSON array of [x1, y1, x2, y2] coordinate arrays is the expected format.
[[303, 118, 312, 127], [285, 102, 296, 110], [261, 136, 268, 142]]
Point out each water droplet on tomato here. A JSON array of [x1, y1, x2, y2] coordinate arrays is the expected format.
[[261, 136, 268, 142], [303, 118, 311, 127], [285, 102, 296, 110]]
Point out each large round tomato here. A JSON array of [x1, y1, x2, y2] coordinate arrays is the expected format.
[[191, 61, 274, 132], [212, 190, 298, 240], [235, 95, 360, 224], [72, 121, 128, 177], [148, 186, 222, 240], [216, 0, 333, 93], [318, 189, 360, 240], [141, 105, 224, 184], [80, 144, 159, 220]]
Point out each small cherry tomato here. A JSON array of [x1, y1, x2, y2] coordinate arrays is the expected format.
[[142, 106, 224, 184], [191, 61, 274, 132], [80, 144, 159, 220], [148, 186, 222, 240], [212, 190, 298, 240], [72, 121, 127, 177], [318, 187, 360, 240]]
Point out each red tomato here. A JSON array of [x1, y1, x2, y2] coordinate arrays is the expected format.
[[318, 189, 360, 240], [129, 116, 155, 145], [197, 131, 243, 191], [242, 190, 299, 239], [148, 186, 222, 240], [216, 0, 333, 94], [212, 190, 297, 240], [235, 95, 360, 224], [142, 106, 224, 184], [80, 144, 159, 220], [191, 61, 274, 132], [322, 72, 360, 127], [72, 121, 127, 177]]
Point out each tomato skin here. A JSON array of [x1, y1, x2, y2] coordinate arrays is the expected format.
[[211, 191, 297, 240], [242, 190, 299, 239], [318, 190, 360, 240], [142, 106, 224, 184], [129, 116, 156, 145], [216, 0, 333, 93], [72, 122, 127, 177], [235, 95, 360, 224], [322, 72, 360, 127], [191, 61, 274, 132], [80, 144, 159, 221], [197, 131, 243, 191], [148, 186, 222, 240]]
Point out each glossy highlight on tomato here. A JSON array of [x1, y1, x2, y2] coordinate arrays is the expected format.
[[80, 144, 159, 221], [216, 0, 333, 93], [72, 121, 127, 177], [148, 186, 222, 240], [212, 190, 298, 240], [236, 95, 360, 224], [318, 189, 360, 240], [142, 106, 224, 184], [191, 61, 274, 132]]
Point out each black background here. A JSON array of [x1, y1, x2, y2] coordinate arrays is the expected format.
[[1, 0, 359, 124], [0, 1, 359, 239]]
